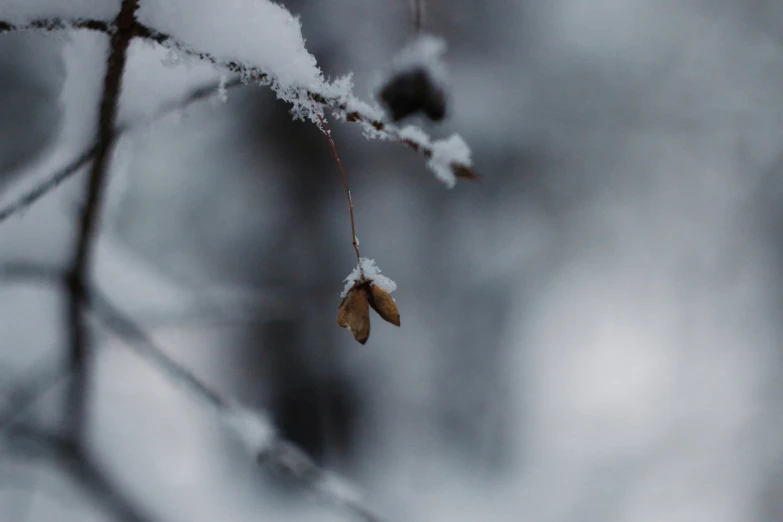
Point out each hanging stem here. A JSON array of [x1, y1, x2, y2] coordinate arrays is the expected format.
[[410, 0, 424, 33], [316, 112, 361, 264]]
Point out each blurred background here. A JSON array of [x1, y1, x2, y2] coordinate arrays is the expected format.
[[1, 0, 783, 521]]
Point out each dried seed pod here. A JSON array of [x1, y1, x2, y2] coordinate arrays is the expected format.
[[368, 284, 401, 327], [337, 286, 371, 344]]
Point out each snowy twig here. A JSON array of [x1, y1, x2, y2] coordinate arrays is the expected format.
[[132, 21, 478, 180]]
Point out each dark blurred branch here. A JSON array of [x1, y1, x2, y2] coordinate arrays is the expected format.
[[0, 145, 96, 223], [64, 0, 139, 445], [0, 363, 69, 432], [0, 256, 387, 521], [409, 0, 425, 33]]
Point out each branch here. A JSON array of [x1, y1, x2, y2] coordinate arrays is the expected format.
[[0, 77, 242, 226], [0, 145, 96, 223], [64, 0, 139, 444]]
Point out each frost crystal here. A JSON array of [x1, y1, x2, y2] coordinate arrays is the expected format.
[[341, 258, 397, 298]]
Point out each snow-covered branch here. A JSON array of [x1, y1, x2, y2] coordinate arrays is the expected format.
[[0, 0, 479, 196]]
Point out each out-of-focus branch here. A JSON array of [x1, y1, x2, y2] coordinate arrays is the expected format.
[[88, 288, 386, 522], [0, 145, 96, 223], [64, 0, 139, 445], [0, 77, 242, 225], [0, 254, 387, 522]]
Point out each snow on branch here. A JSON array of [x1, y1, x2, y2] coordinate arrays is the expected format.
[[0, 0, 478, 188], [131, 19, 479, 183]]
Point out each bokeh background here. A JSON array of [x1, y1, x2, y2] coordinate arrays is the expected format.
[[1, 0, 783, 521]]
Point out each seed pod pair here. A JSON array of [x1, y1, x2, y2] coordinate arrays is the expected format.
[[337, 282, 400, 344]]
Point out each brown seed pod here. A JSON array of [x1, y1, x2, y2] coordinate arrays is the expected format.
[[368, 284, 400, 327], [337, 286, 371, 344]]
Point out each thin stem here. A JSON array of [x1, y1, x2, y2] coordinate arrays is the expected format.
[[316, 112, 361, 264], [410, 0, 424, 33]]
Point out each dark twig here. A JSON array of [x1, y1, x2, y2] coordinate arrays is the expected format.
[[409, 0, 425, 33], [64, 0, 139, 444], [0, 145, 96, 223]]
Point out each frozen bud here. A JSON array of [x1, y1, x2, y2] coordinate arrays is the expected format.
[[379, 67, 446, 122], [337, 286, 371, 344], [368, 284, 400, 327]]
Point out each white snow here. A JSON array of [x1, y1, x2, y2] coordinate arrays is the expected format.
[[136, 0, 322, 95], [427, 134, 472, 188], [390, 34, 449, 87], [341, 257, 397, 297], [0, 0, 120, 23], [222, 405, 276, 456], [316, 473, 363, 505]]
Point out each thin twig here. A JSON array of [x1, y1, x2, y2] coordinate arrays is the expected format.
[[409, 0, 425, 33], [0, 145, 96, 223], [316, 113, 361, 263], [0, 77, 243, 226]]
